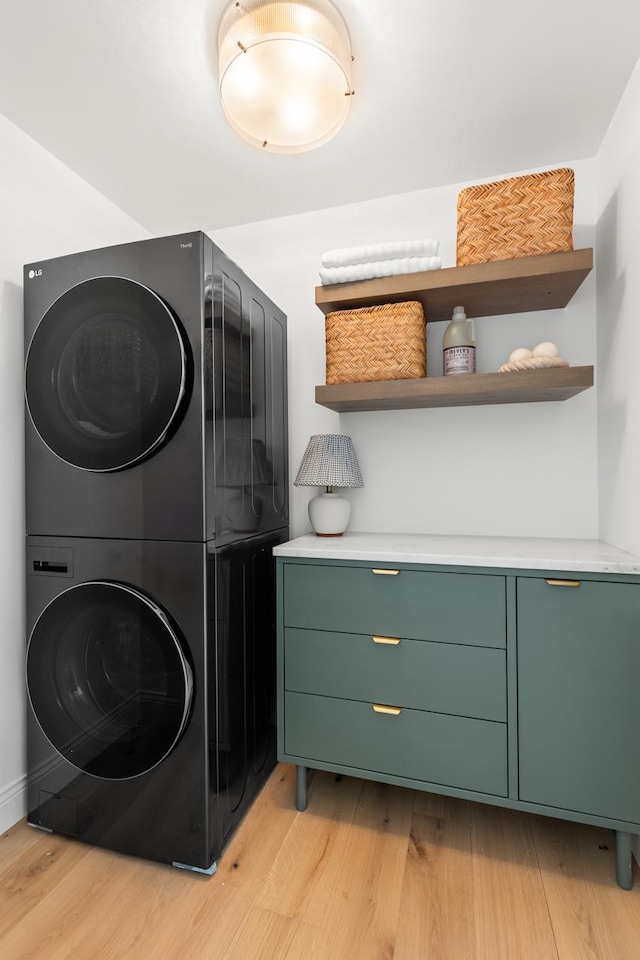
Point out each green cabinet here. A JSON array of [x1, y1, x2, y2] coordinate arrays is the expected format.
[[276, 555, 640, 888]]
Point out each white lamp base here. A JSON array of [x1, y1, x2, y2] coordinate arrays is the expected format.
[[308, 491, 351, 536]]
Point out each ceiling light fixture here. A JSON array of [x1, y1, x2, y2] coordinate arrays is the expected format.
[[218, 0, 354, 154]]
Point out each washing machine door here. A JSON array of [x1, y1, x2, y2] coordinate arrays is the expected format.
[[26, 582, 193, 779], [25, 277, 188, 471]]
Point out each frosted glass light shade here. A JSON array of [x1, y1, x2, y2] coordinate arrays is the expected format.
[[218, 0, 353, 154]]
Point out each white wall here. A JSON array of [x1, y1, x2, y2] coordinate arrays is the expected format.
[[0, 113, 149, 833], [596, 58, 640, 554], [210, 159, 598, 541]]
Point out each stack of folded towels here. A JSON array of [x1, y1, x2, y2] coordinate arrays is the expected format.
[[319, 238, 441, 285]]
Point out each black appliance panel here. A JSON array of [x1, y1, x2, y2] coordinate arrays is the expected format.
[[209, 254, 289, 545], [25, 277, 188, 472], [207, 529, 285, 855]]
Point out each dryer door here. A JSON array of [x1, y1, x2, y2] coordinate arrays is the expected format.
[[26, 582, 193, 779], [25, 277, 188, 472]]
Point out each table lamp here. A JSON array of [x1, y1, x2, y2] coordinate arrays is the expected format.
[[294, 434, 363, 536]]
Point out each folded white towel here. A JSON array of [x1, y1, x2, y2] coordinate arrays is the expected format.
[[321, 239, 440, 269], [319, 256, 442, 285]]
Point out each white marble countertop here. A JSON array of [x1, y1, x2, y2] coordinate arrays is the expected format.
[[273, 532, 640, 574]]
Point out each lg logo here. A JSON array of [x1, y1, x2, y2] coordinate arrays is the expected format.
[[28, 268, 43, 279]]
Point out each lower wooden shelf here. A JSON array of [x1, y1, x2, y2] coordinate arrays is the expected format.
[[315, 365, 594, 412]]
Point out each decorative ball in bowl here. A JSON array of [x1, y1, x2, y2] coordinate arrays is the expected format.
[[499, 341, 568, 373]]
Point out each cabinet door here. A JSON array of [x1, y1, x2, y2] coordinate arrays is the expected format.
[[517, 577, 640, 824]]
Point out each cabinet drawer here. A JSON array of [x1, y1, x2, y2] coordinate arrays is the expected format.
[[283, 563, 505, 648], [284, 628, 506, 721], [285, 692, 508, 797]]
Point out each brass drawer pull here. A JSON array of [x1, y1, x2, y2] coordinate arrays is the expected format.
[[372, 703, 402, 716], [372, 568, 400, 576], [372, 635, 401, 646], [545, 578, 581, 587]]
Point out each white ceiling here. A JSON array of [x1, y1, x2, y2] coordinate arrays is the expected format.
[[1, 0, 639, 234]]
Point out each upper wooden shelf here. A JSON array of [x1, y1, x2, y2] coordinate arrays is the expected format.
[[314, 248, 593, 321]]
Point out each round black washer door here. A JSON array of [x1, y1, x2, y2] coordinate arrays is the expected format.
[[26, 582, 193, 780], [25, 277, 188, 472]]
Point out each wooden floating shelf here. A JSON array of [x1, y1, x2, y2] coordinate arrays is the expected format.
[[315, 248, 593, 321], [315, 366, 594, 412]]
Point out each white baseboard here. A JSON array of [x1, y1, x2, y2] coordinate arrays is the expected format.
[[0, 775, 27, 834]]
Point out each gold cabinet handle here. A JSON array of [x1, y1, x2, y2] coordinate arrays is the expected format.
[[372, 568, 400, 576], [372, 635, 401, 646], [372, 703, 402, 716], [545, 579, 581, 587]]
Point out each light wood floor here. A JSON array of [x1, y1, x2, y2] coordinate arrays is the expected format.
[[1, 764, 640, 959]]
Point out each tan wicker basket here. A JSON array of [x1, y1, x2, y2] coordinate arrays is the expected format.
[[456, 168, 574, 266], [325, 301, 426, 384]]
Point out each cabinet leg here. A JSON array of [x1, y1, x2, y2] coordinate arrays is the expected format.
[[615, 831, 633, 890], [296, 765, 308, 812]]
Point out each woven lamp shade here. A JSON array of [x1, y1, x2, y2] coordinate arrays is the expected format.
[[294, 434, 363, 488]]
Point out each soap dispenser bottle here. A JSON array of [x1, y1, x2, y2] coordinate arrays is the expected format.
[[443, 306, 476, 375]]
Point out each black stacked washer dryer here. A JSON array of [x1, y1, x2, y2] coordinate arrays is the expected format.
[[24, 232, 288, 873]]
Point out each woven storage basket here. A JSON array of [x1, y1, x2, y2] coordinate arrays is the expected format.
[[325, 300, 425, 384], [456, 168, 574, 266]]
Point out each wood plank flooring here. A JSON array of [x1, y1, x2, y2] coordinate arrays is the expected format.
[[1, 764, 639, 960]]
